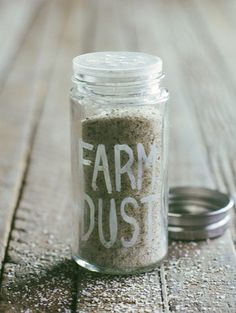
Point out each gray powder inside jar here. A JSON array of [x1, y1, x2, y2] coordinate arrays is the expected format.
[[79, 107, 167, 272]]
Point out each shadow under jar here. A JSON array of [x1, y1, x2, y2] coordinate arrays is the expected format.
[[70, 51, 169, 275]]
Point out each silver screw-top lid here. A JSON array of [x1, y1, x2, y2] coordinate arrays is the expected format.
[[168, 186, 234, 240]]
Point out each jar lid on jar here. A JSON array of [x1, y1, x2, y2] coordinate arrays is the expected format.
[[72, 51, 163, 84], [168, 186, 234, 240]]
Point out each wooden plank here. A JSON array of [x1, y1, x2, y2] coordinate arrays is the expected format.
[[93, 0, 125, 51], [133, 0, 236, 311], [0, 0, 68, 277], [192, 0, 236, 92], [0, 0, 44, 86], [77, 270, 164, 312], [166, 231, 236, 312], [172, 0, 236, 195], [152, 0, 236, 241], [0, 0, 93, 311], [187, 0, 236, 241], [0, 0, 74, 310]]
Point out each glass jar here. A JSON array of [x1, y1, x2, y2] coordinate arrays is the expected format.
[[70, 51, 169, 275]]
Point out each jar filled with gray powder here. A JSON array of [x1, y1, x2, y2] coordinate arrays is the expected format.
[[70, 51, 169, 275]]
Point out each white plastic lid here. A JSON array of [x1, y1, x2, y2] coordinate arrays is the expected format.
[[72, 51, 163, 83]]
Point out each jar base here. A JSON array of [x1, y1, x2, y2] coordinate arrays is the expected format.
[[73, 253, 167, 276]]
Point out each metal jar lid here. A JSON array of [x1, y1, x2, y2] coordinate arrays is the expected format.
[[168, 186, 234, 240]]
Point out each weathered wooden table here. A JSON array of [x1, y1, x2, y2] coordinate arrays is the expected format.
[[0, 0, 235, 312]]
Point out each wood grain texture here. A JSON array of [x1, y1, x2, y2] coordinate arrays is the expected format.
[[0, 0, 68, 278], [0, 0, 75, 312], [172, 0, 236, 195], [134, 0, 236, 311], [189, 0, 236, 241], [166, 232, 236, 312], [0, 0, 44, 86], [0, 0, 235, 312], [77, 270, 164, 312]]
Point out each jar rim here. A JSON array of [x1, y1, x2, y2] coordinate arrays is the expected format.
[[72, 51, 163, 84]]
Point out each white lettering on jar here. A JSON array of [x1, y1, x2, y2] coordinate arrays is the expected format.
[[92, 144, 112, 193], [79, 140, 160, 247], [81, 193, 95, 241], [114, 144, 136, 192], [141, 194, 158, 241], [79, 139, 93, 166], [120, 197, 140, 248], [137, 143, 158, 191], [98, 198, 118, 248]]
